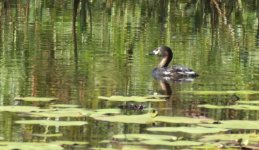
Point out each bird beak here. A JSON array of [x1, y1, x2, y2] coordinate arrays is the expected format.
[[148, 51, 155, 55], [148, 48, 160, 55]]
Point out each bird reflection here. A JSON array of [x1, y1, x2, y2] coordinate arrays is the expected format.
[[158, 80, 172, 97], [153, 75, 201, 117]]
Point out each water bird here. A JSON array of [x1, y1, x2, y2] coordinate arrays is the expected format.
[[149, 46, 198, 81]]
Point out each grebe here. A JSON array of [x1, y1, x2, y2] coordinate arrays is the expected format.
[[149, 46, 198, 81]]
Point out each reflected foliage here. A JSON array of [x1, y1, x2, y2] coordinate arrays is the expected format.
[[0, 0, 259, 149]]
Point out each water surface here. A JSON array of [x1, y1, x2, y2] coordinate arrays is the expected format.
[[1, 0, 259, 149]]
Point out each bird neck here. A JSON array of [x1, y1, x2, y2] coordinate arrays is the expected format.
[[158, 56, 171, 68]]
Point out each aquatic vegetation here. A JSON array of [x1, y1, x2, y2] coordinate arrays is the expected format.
[[92, 113, 214, 124], [50, 104, 80, 108], [192, 143, 227, 149], [181, 90, 259, 95], [89, 108, 121, 117], [141, 140, 202, 146], [200, 120, 259, 130], [112, 133, 202, 146], [0, 106, 49, 113], [237, 100, 259, 105], [51, 141, 89, 146], [90, 148, 118, 150], [2, 0, 259, 149], [98, 95, 166, 102], [93, 114, 154, 124], [113, 133, 177, 141], [154, 116, 213, 124], [199, 133, 259, 143], [119, 145, 148, 150], [15, 97, 58, 102], [29, 108, 92, 118], [0, 142, 63, 150], [147, 126, 228, 134], [3, 95, 259, 149], [199, 134, 259, 149], [198, 104, 259, 110], [32, 133, 63, 137], [15, 120, 88, 126]]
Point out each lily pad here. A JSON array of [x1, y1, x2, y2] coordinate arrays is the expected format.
[[93, 113, 213, 124], [200, 120, 259, 129], [50, 104, 80, 108], [98, 96, 166, 102], [154, 116, 214, 124], [29, 108, 92, 118], [200, 133, 259, 143], [90, 148, 118, 150], [0, 142, 63, 150], [15, 120, 88, 126], [198, 104, 259, 110], [51, 141, 88, 145], [29, 108, 121, 118], [15, 97, 58, 102], [192, 144, 223, 149], [113, 133, 177, 141], [237, 101, 259, 105], [90, 108, 121, 117], [121, 145, 149, 150], [0, 106, 49, 113], [181, 90, 259, 95], [32, 133, 63, 137], [141, 140, 202, 146], [93, 114, 153, 124], [147, 126, 228, 134]]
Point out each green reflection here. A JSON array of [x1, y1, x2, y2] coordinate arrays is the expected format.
[[0, 0, 259, 149]]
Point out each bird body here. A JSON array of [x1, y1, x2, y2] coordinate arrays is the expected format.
[[149, 46, 198, 81]]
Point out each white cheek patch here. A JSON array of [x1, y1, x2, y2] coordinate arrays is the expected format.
[[153, 49, 160, 55]]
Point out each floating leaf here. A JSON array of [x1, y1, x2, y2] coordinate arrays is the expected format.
[[154, 116, 214, 124], [93, 113, 213, 125], [51, 141, 88, 145], [29, 108, 121, 118], [198, 104, 259, 110], [147, 126, 228, 134], [50, 104, 80, 108], [15, 120, 88, 126], [121, 145, 149, 150], [141, 140, 202, 146], [200, 133, 259, 143], [113, 134, 177, 141], [93, 114, 153, 124], [90, 108, 121, 117], [29, 108, 92, 118], [90, 148, 118, 150], [181, 90, 259, 95], [15, 97, 58, 102], [0, 142, 63, 150], [226, 104, 259, 110], [32, 133, 63, 137], [0, 106, 49, 113], [192, 144, 222, 149], [200, 120, 259, 129], [198, 104, 225, 109], [98, 96, 165, 102], [237, 101, 259, 105]]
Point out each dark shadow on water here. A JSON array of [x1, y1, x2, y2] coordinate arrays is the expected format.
[[158, 80, 172, 97]]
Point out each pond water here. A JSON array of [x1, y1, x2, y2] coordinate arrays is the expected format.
[[1, 0, 259, 149]]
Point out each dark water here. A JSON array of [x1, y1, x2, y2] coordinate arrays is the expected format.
[[1, 0, 259, 149]]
